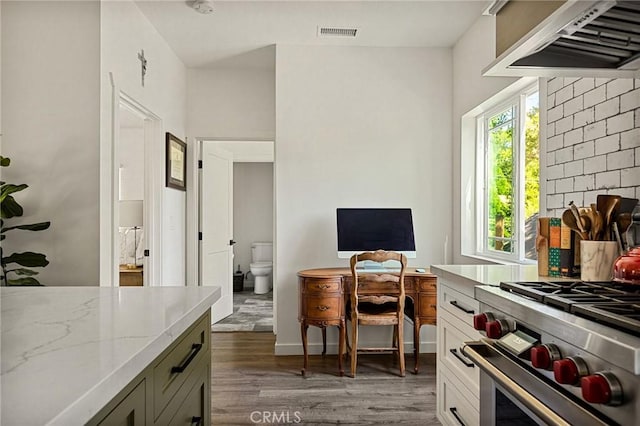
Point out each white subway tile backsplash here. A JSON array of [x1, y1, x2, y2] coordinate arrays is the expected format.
[[584, 85, 606, 108], [574, 140, 595, 159], [564, 128, 584, 146], [556, 85, 574, 105], [596, 170, 621, 189], [546, 77, 639, 210], [548, 105, 563, 123], [607, 150, 634, 170], [547, 164, 565, 180], [564, 96, 584, 117], [556, 146, 573, 163], [595, 98, 620, 121], [621, 128, 640, 150], [620, 89, 640, 113], [547, 193, 564, 209], [584, 155, 606, 174], [548, 77, 564, 94], [574, 175, 594, 191], [565, 160, 584, 177], [621, 167, 640, 187], [574, 78, 595, 96], [584, 121, 607, 141], [556, 177, 574, 192], [573, 108, 594, 127], [607, 111, 634, 134], [548, 134, 563, 151], [607, 79, 634, 99], [556, 116, 573, 134], [595, 134, 620, 155]]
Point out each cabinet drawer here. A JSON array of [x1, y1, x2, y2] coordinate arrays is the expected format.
[[302, 278, 342, 293], [153, 315, 209, 419], [438, 368, 479, 426], [438, 312, 479, 397], [302, 296, 342, 320], [418, 293, 437, 319], [168, 380, 205, 426], [97, 379, 146, 425], [417, 277, 437, 292], [439, 282, 479, 325]]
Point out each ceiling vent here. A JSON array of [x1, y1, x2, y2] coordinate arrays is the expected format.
[[318, 27, 358, 38]]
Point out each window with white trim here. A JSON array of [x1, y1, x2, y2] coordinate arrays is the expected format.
[[476, 84, 539, 262]]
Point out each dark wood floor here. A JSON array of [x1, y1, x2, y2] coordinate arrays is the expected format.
[[211, 332, 440, 425]]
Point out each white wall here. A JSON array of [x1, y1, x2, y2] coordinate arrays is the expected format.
[[187, 67, 275, 139], [2, 1, 101, 285], [101, 0, 188, 286], [452, 16, 518, 264], [233, 162, 274, 287], [119, 126, 145, 200], [274, 45, 452, 354]]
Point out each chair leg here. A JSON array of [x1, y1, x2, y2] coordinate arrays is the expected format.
[[397, 322, 405, 377], [350, 320, 358, 378]]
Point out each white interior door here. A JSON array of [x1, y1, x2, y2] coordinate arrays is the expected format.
[[201, 143, 234, 324]]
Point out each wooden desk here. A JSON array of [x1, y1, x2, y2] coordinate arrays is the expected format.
[[297, 267, 437, 376], [119, 265, 143, 286]]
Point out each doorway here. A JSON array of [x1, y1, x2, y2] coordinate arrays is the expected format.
[[198, 140, 275, 331], [113, 94, 162, 287]]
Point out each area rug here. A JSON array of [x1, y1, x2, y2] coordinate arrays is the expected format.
[[211, 290, 273, 332]]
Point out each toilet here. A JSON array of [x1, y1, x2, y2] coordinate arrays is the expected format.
[[250, 242, 273, 294]]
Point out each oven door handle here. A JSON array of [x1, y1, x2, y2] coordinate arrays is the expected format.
[[462, 342, 571, 426]]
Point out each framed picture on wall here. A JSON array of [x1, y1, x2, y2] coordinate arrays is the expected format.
[[166, 133, 186, 191]]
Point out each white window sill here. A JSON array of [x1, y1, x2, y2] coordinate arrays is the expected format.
[[461, 253, 537, 266]]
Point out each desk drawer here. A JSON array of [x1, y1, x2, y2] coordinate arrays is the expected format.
[[302, 296, 342, 320], [153, 315, 209, 419], [418, 293, 437, 320], [417, 277, 437, 292], [302, 278, 342, 294]]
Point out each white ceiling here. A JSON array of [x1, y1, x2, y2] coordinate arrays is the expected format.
[[135, 0, 490, 69]]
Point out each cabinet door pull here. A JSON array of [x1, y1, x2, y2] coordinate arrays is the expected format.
[[317, 305, 330, 311], [449, 407, 466, 426], [449, 300, 474, 314], [450, 348, 474, 368], [171, 343, 202, 373], [191, 416, 203, 426]]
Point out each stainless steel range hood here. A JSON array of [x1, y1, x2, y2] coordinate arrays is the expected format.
[[483, 0, 640, 78]]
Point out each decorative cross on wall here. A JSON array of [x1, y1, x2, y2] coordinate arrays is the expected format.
[[138, 49, 147, 87]]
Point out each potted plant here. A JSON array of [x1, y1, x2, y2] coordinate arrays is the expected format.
[[1, 156, 51, 285]]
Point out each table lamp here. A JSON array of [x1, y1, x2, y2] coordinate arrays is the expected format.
[[119, 200, 143, 269]]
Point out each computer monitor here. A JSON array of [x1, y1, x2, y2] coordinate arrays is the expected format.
[[336, 208, 416, 259]]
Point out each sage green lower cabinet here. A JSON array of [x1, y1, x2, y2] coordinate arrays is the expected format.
[[89, 312, 211, 426]]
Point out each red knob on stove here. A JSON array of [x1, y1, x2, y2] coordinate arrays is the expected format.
[[530, 344, 561, 370], [485, 319, 509, 339], [473, 312, 495, 331], [581, 372, 623, 406], [554, 357, 588, 385]]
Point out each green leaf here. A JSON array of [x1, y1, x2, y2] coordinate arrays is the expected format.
[[7, 277, 43, 286], [2, 252, 49, 268], [0, 183, 28, 203], [0, 156, 10, 167], [1, 196, 23, 219], [1, 221, 51, 233], [6, 268, 39, 276]]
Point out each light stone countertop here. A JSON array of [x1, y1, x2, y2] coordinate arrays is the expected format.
[[1, 286, 220, 426], [430, 264, 545, 291]]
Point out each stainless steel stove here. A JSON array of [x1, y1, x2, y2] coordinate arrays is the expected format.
[[461, 281, 640, 426]]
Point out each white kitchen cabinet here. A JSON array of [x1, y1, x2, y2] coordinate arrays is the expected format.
[[435, 275, 482, 426]]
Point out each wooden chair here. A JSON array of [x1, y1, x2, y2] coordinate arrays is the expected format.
[[347, 250, 407, 378]]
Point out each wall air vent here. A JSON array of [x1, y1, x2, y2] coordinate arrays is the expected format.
[[318, 27, 358, 38]]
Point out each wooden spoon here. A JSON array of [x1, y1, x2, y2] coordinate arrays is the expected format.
[[562, 209, 588, 240], [579, 214, 592, 240]]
